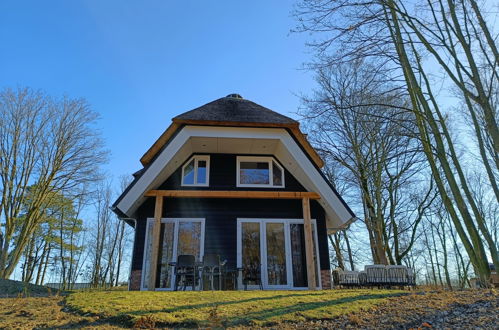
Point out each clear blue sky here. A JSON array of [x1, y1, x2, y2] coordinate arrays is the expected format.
[[0, 0, 315, 177]]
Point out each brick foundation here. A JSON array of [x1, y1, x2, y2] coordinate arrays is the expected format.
[[130, 269, 332, 290], [129, 270, 142, 291], [321, 270, 332, 289]]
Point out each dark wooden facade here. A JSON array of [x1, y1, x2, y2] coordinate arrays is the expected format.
[[130, 153, 331, 288]]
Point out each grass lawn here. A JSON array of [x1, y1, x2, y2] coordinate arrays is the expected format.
[[0, 278, 57, 297], [66, 289, 406, 327]]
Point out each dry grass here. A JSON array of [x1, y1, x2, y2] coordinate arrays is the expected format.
[[0, 296, 103, 329], [0, 278, 59, 297], [1, 288, 495, 329]]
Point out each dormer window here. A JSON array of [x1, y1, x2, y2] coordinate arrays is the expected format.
[[237, 156, 284, 188], [182, 155, 210, 186]]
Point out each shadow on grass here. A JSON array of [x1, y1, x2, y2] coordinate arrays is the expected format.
[[122, 291, 406, 328], [222, 293, 406, 327], [126, 291, 328, 316], [64, 292, 331, 328]]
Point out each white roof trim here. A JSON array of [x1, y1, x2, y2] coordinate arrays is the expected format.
[[117, 126, 354, 230]]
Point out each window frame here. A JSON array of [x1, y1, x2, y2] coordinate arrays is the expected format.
[[141, 217, 206, 290], [236, 156, 285, 188], [236, 218, 321, 290], [181, 155, 210, 187]]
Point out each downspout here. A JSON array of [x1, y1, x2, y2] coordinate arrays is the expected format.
[[119, 217, 137, 291], [111, 205, 137, 291]]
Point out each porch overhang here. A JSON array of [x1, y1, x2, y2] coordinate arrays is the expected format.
[[145, 190, 320, 290], [144, 190, 321, 199]]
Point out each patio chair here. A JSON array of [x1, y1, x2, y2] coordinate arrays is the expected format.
[[173, 254, 198, 291], [358, 271, 367, 286], [239, 263, 263, 290], [338, 270, 360, 287], [407, 267, 416, 286], [365, 265, 388, 287], [332, 268, 341, 287], [386, 265, 409, 286], [200, 254, 227, 290]]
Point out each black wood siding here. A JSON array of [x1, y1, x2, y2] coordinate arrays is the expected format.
[[130, 153, 330, 281], [159, 153, 306, 191], [131, 198, 330, 271]]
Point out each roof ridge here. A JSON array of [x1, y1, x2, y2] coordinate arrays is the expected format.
[[173, 96, 298, 124]]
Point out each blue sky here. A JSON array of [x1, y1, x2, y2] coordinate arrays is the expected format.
[[0, 0, 315, 177]]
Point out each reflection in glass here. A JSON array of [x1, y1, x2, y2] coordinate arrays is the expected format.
[[177, 221, 202, 261], [289, 223, 319, 287], [290, 224, 307, 287], [272, 161, 283, 186], [157, 222, 175, 288], [183, 159, 195, 184], [242, 222, 261, 285], [266, 223, 287, 285], [197, 160, 207, 184], [143, 221, 154, 289], [240, 162, 270, 184], [312, 225, 319, 286]]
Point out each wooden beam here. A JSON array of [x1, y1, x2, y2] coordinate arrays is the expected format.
[[145, 190, 321, 199], [148, 195, 163, 291], [302, 197, 317, 290], [140, 122, 179, 166], [289, 126, 324, 168]]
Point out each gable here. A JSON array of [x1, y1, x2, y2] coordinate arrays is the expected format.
[[113, 125, 355, 233]]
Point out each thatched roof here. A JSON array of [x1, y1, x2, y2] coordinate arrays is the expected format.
[[139, 94, 323, 168], [174, 94, 298, 125]]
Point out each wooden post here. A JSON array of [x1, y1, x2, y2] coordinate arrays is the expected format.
[[148, 196, 163, 291], [302, 197, 317, 290]]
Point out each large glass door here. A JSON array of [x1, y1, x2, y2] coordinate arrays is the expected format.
[[289, 223, 320, 288], [240, 222, 262, 288], [290, 224, 307, 287], [142, 218, 205, 290], [237, 219, 320, 289], [264, 222, 291, 288]]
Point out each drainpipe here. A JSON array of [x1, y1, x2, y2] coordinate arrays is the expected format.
[[119, 217, 137, 291]]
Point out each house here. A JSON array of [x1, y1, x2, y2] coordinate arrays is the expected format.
[[112, 94, 355, 291]]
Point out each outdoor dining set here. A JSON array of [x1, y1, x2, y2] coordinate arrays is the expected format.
[[167, 254, 229, 291], [168, 254, 261, 291], [332, 264, 416, 288]]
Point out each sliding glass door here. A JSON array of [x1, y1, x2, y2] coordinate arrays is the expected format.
[[264, 221, 290, 289], [289, 223, 319, 287], [241, 222, 262, 288], [142, 218, 205, 290], [237, 219, 320, 289]]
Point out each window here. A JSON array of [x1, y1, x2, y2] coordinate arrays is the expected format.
[[182, 155, 210, 186], [237, 156, 284, 187]]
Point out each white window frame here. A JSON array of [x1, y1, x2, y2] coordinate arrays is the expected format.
[[236, 156, 285, 188], [141, 217, 205, 291], [181, 155, 210, 187], [236, 218, 322, 290]]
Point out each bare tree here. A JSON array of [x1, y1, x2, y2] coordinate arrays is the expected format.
[[299, 60, 434, 265], [0, 87, 107, 279], [294, 0, 498, 285], [88, 178, 132, 287]]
